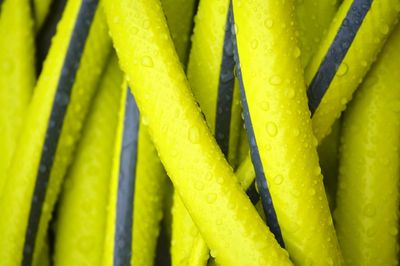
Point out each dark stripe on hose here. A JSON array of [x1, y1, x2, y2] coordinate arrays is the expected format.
[[230, 5, 285, 248], [246, 180, 259, 205], [0, 0, 3, 13], [114, 88, 140, 266], [307, 0, 372, 115], [22, 1, 98, 265], [36, 0, 68, 75], [214, 11, 235, 157]]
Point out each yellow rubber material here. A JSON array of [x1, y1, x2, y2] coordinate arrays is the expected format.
[[334, 23, 400, 266], [295, 0, 340, 66], [0, 0, 35, 195], [160, 0, 197, 65], [232, 0, 340, 199], [103, 83, 168, 265], [104, 0, 291, 265], [171, 0, 242, 264], [33, 0, 53, 31], [160, 1, 198, 259], [233, 0, 343, 264], [306, 0, 400, 142], [54, 54, 122, 266], [0, 1, 111, 264]]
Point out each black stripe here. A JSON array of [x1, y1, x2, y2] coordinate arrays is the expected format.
[[246, 180, 259, 205], [230, 4, 285, 248], [22, 1, 98, 265], [114, 88, 140, 266], [0, 0, 3, 13], [214, 10, 235, 157], [307, 0, 372, 115], [36, 0, 68, 75]]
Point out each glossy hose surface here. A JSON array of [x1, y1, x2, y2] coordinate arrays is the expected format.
[[0, 1, 111, 264], [54, 54, 122, 266], [335, 23, 400, 266], [232, 0, 343, 264], [104, 0, 291, 264]]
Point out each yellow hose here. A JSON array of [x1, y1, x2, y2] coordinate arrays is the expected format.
[[335, 23, 400, 266], [32, 0, 53, 31], [306, 0, 400, 142], [0, 0, 111, 264], [171, 0, 242, 264], [104, 0, 291, 264], [102, 84, 168, 265], [232, 0, 343, 264], [54, 54, 122, 266], [0, 0, 35, 195]]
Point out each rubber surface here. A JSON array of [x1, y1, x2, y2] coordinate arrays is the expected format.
[[54, 54, 122, 266], [0, 0, 111, 264], [0, 0, 36, 196], [306, 0, 400, 142], [171, 0, 242, 264], [103, 84, 168, 266], [232, 0, 343, 264], [334, 22, 400, 266], [104, 0, 291, 264]]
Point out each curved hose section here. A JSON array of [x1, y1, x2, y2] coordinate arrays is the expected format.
[[0, 1, 111, 264], [232, 0, 343, 264], [104, 0, 291, 265], [102, 85, 168, 266], [171, 0, 242, 264], [334, 23, 400, 265], [306, 0, 400, 142], [54, 54, 122, 266], [0, 0, 35, 195]]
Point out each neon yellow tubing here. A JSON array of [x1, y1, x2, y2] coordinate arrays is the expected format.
[[0, 0, 111, 265], [0, 0, 35, 194], [295, 0, 340, 66], [232, 0, 343, 264], [54, 54, 122, 266], [306, 0, 400, 142], [104, 0, 291, 264], [334, 23, 400, 266], [171, 0, 242, 264], [160, 0, 197, 65], [102, 84, 168, 265]]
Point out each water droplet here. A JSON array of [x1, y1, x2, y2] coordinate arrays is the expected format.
[[293, 129, 300, 136], [194, 181, 204, 190], [251, 39, 258, 49], [269, 75, 282, 85], [337, 63, 348, 77], [264, 18, 273, 28], [266, 122, 278, 137], [390, 227, 398, 236], [309, 188, 316, 196], [207, 193, 217, 203], [274, 175, 283, 185], [188, 126, 199, 143], [261, 101, 270, 111], [380, 24, 389, 34], [287, 88, 296, 98], [141, 56, 154, 67], [293, 47, 301, 58]]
